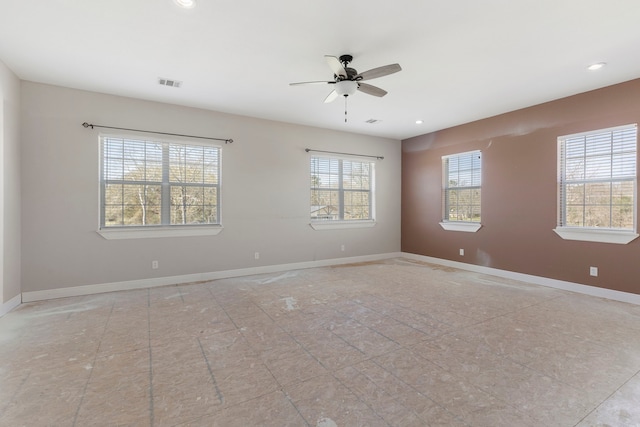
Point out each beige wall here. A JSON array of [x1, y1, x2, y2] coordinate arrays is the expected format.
[[0, 60, 21, 304], [402, 78, 640, 295], [20, 82, 401, 293]]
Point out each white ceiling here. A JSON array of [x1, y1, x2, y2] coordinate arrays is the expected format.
[[2, 0, 640, 140]]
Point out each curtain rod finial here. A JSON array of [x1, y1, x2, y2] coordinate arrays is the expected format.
[[82, 122, 94, 129]]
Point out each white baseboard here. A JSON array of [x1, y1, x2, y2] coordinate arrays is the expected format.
[[19, 251, 640, 306], [21, 252, 404, 303], [0, 294, 22, 317], [401, 252, 640, 306]]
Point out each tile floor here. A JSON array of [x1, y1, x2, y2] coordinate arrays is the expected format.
[[1, 258, 640, 426]]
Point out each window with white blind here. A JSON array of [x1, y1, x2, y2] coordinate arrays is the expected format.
[[555, 124, 639, 244], [440, 150, 482, 232], [99, 135, 221, 238], [310, 156, 374, 227]]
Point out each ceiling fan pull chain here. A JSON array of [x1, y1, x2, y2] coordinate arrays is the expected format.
[[344, 96, 348, 123]]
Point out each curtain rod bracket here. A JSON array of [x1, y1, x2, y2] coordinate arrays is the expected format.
[[82, 122, 233, 144]]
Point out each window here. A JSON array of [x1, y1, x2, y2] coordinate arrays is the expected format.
[[100, 135, 221, 232], [440, 150, 481, 232], [555, 124, 638, 244], [310, 156, 374, 224]]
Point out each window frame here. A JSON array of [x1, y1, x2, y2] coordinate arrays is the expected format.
[[554, 124, 638, 244], [309, 155, 376, 230], [97, 133, 223, 240], [440, 150, 482, 233]]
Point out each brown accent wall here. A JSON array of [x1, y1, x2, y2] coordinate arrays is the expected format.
[[402, 78, 640, 295]]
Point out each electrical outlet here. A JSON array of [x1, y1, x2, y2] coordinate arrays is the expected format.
[[152, 260, 159, 269], [254, 252, 260, 260], [459, 249, 464, 256], [341, 244, 345, 252], [590, 266, 598, 277]]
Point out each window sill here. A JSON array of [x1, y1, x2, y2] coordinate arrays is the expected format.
[[439, 222, 482, 233], [97, 225, 223, 240], [553, 227, 638, 244], [310, 220, 376, 231]]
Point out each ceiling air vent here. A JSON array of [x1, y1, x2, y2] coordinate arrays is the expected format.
[[365, 119, 381, 124], [158, 78, 182, 88]]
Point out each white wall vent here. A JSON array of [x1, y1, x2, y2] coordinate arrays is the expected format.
[[158, 78, 182, 88]]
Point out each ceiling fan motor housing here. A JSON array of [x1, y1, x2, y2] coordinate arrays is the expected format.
[[336, 55, 359, 81], [339, 54, 353, 65]]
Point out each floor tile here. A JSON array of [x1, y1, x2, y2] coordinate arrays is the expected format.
[[577, 371, 640, 427], [2, 257, 640, 426]]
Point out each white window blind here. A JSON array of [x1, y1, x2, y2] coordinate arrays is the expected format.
[[310, 156, 373, 221], [558, 124, 637, 230], [442, 150, 481, 222], [100, 136, 220, 228]]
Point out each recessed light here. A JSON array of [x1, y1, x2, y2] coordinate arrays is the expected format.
[[174, 0, 196, 9], [415, 120, 423, 124], [587, 62, 606, 71]]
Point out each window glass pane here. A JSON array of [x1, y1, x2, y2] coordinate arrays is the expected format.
[[585, 155, 613, 179], [203, 164, 218, 184], [317, 173, 339, 189], [170, 185, 217, 225], [612, 152, 636, 178], [559, 125, 636, 230], [118, 184, 151, 225], [443, 151, 481, 222], [144, 185, 162, 225], [565, 183, 584, 204], [344, 191, 370, 220], [565, 205, 584, 226], [203, 206, 217, 224], [311, 189, 336, 206], [469, 205, 481, 222], [101, 136, 221, 228], [309, 156, 374, 221], [145, 161, 163, 182], [564, 157, 585, 181], [343, 163, 370, 190], [104, 205, 123, 226], [612, 204, 634, 229], [584, 182, 611, 205], [585, 205, 611, 228], [446, 187, 457, 206], [310, 188, 339, 220], [203, 187, 218, 205]]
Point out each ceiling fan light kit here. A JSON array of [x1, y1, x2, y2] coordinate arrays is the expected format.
[[334, 80, 358, 97], [290, 54, 402, 122]]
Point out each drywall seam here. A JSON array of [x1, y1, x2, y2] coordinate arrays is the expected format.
[[21, 252, 404, 302], [401, 252, 640, 306]]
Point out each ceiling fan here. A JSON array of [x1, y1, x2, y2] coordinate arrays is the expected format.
[[290, 54, 402, 121]]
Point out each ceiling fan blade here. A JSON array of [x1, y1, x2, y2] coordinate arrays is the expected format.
[[324, 90, 339, 103], [289, 81, 333, 86], [325, 55, 347, 78], [357, 63, 402, 81], [357, 83, 387, 97]]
